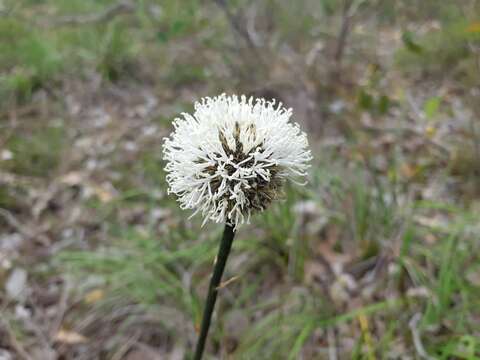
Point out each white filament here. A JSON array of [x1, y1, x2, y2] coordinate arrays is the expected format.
[[163, 94, 312, 227]]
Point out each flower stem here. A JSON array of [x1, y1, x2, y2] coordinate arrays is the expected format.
[[193, 224, 236, 360]]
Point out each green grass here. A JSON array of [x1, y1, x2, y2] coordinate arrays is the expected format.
[[0, 1, 151, 102], [55, 162, 480, 358], [395, 18, 480, 82], [58, 223, 218, 333], [3, 123, 65, 177], [0, 17, 62, 101]]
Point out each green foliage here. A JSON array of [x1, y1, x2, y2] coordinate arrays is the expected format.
[[0, 18, 62, 101], [396, 19, 480, 79], [4, 124, 65, 177], [266, 0, 319, 45], [256, 185, 301, 266], [423, 96, 442, 120], [401, 31, 423, 54], [54, 160, 480, 358], [314, 164, 399, 258], [165, 64, 207, 87], [357, 88, 393, 115], [0, 186, 19, 209], [234, 278, 327, 359], [438, 335, 479, 360], [58, 224, 219, 326], [96, 21, 136, 81]]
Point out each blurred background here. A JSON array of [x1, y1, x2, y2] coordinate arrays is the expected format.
[[1, 0, 480, 359]]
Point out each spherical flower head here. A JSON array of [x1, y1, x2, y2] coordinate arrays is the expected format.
[[163, 94, 312, 227]]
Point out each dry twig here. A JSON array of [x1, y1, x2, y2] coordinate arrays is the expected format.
[[409, 313, 435, 360], [334, 0, 355, 66], [0, 208, 35, 239], [212, 0, 266, 68], [0, 317, 35, 360], [327, 327, 338, 360]]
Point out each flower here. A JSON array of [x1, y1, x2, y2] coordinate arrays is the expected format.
[[163, 94, 312, 227]]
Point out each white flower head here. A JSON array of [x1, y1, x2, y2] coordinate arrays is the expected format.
[[163, 94, 312, 227]]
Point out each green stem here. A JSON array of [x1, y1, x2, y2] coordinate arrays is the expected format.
[[193, 224, 236, 360]]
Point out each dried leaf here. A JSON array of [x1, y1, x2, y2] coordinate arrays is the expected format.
[[60, 171, 84, 186], [94, 186, 114, 203], [466, 22, 480, 33], [400, 163, 418, 179], [54, 329, 88, 344], [5, 268, 27, 301], [84, 289, 105, 304]]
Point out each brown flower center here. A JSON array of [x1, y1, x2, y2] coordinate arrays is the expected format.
[[196, 122, 283, 215]]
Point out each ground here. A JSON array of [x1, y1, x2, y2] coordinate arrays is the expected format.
[[0, 0, 480, 359]]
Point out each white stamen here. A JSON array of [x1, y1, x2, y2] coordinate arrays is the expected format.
[[163, 94, 312, 227]]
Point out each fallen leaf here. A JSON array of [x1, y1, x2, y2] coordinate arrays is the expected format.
[[400, 163, 418, 179], [60, 171, 84, 186], [424, 125, 437, 138], [94, 186, 114, 203], [0, 150, 13, 161], [0, 349, 13, 360], [5, 268, 27, 301], [84, 289, 105, 304], [54, 329, 88, 344], [466, 268, 480, 287], [466, 22, 480, 33]]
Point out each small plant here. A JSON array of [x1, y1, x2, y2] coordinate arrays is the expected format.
[[162, 94, 312, 359]]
